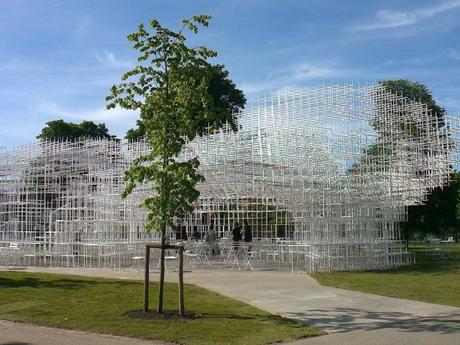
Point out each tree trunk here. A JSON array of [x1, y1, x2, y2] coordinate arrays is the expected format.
[[405, 227, 410, 250], [158, 226, 166, 313], [178, 245, 184, 316], [144, 246, 150, 312]]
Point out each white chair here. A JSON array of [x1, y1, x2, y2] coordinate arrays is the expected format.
[[158, 249, 177, 272], [8, 242, 20, 265], [24, 253, 36, 266], [184, 249, 200, 265], [132, 255, 144, 270], [240, 245, 254, 271]]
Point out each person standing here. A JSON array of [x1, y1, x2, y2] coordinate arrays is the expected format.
[[193, 225, 201, 241], [175, 220, 188, 241], [243, 220, 253, 243], [181, 223, 188, 241], [175, 221, 182, 241], [232, 222, 242, 255], [232, 222, 242, 242], [205, 225, 218, 256]]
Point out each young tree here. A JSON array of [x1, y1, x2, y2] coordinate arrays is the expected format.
[[37, 119, 116, 141], [106, 15, 245, 313]]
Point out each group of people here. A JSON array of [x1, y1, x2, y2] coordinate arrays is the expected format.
[[232, 220, 253, 243], [174, 222, 202, 241], [174, 220, 253, 244], [173, 220, 253, 257]]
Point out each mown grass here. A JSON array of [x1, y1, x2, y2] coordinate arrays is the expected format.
[[313, 244, 460, 307], [0, 271, 323, 345]]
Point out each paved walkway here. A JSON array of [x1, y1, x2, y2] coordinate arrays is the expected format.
[[1, 267, 460, 345], [0, 319, 164, 345]]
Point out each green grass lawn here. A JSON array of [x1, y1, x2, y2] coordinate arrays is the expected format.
[[313, 244, 460, 307], [0, 271, 322, 345]]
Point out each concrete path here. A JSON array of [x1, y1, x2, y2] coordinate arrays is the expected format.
[[2, 267, 460, 345], [0, 319, 166, 345]]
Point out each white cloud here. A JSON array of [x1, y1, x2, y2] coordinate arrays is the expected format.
[[241, 62, 354, 94], [95, 50, 133, 68], [292, 63, 339, 80], [382, 56, 434, 66], [383, 49, 460, 67], [240, 78, 277, 95], [0, 58, 40, 73], [352, 0, 460, 31], [72, 15, 90, 39], [446, 49, 460, 60], [38, 101, 139, 124]]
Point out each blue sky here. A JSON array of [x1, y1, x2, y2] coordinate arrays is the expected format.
[[0, 0, 459, 148]]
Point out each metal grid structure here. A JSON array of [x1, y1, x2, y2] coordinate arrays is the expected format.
[[0, 84, 457, 272]]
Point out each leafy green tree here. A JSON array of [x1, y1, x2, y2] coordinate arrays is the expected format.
[[37, 119, 116, 141], [380, 79, 446, 127], [349, 80, 454, 246], [378, 80, 457, 245], [125, 64, 246, 140], [17, 120, 114, 242], [350, 80, 446, 174], [106, 15, 245, 313], [402, 172, 460, 242], [125, 119, 146, 141]]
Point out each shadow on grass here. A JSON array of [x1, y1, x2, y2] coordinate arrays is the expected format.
[[0, 276, 143, 292], [287, 307, 460, 334], [187, 311, 308, 328], [0, 277, 100, 291], [0, 272, 149, 291], [124, 309, 202, 320], [122, 308, 308, 329]]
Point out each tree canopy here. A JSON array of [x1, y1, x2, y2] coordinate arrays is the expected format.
[[37, 119, 116, 141], [125, 63, 245, 140], [379, 79, 458, 242], [349, 80, 458, 243], [401, 172, 460, 241], [380, 79, 446, 126]]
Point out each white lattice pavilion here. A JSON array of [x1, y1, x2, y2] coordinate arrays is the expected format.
[[0, 84, 458, 271]]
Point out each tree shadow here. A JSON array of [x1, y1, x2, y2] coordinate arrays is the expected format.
[[0, 272, 148, 291], [187, 311, 310, 328], [0, 276, 98, 291], [286, 307, 460, 334]]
